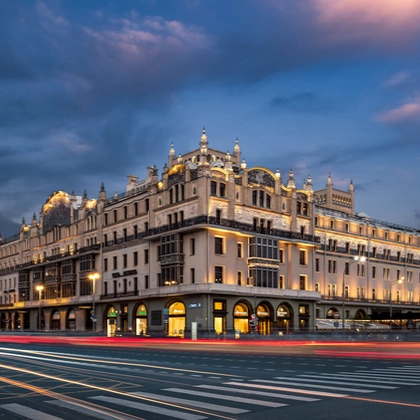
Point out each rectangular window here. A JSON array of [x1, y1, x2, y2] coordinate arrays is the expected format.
[[259, 191, 264, 207], [299, 250, 307, 265], [214, 301, 224, 311], [252, 190, 257, 206], [237, 243, 242, 258], [315, 282, 320, 292], [113, 256, 117, 270], [144, 249, 149, 264], [372, 288, 376, 300], [345, 242, 350, 253], [133, 252, 138, 266], [215, 237, 224, 254], [211, 181, 217, 196], [237, 271, 242, 285], [191, 268, 195, 284], [299, 275, 307, 290], [279, 275, 285, 289], [315, 258, 320, 272], [279, 249, 284, 263], [134, 203, 138, 216], [145, 275, 149, 289], [216, 209, 222, 224], [372, 265, 376, 279], [345, 285, 349, 298], [190, 238, 195, 255], [104, 258, 108, 272], [123, 254, 127, 268], [215, 266, 223, 283], [219, 183, 226, 197], [104, 213, 108, 226], [124, 206, 128, 219]]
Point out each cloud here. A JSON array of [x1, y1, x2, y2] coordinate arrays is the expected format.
[[378, 100, 420, 123], [311, 0, 420, 48], [270, 92, 325, 112], [383, 71, 413, 88]]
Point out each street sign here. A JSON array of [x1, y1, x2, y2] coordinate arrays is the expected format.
[[334, 321, 339, 328], [334, 312, 340, 319]]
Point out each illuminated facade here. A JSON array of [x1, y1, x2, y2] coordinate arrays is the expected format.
[[0, 129, 419, 335]]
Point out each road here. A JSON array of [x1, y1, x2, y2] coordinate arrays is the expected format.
[[0, 337, 420, 420]]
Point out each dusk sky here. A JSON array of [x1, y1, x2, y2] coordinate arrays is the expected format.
[[1, 0, 420, 236]]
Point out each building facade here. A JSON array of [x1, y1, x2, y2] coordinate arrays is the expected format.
[[0, 129, 419, 335]]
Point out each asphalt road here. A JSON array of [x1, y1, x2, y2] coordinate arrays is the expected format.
[[0, 339, 420, 420]]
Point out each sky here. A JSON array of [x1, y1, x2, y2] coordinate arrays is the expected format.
[[1, 0, 420, 236]]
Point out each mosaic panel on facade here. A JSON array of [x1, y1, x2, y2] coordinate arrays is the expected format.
[[247, 169, 275, 188]]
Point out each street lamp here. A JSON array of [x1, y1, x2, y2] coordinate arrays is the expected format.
[[88, 272, 100, 332], [342, 256, 366, 330], [389, 277, 404, 322], [35, 285, 44, 331]]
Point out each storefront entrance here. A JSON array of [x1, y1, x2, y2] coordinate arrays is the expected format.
[[106, 306, 117, 337], [167, 302, 186, 337], [277, 303, 292, 334], [233, 302, 250, 334], [135, 304, 148, 335], [256, 304, 271, 335]]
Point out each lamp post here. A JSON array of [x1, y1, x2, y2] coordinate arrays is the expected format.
[[342, 256, 366, 330], [88, 272, 100, 332], [35, 285, 44, 331], [389, 277, 404, 322]]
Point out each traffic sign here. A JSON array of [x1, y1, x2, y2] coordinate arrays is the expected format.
[[334, 321, 339, 328], [334, 312, 340, 319]]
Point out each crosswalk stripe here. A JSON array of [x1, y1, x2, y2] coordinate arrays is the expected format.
[[164, 388, 286, 407], [273, 376, 391, 391], [131, 392, 249, 414], [298, 375, 397, 389], [89, 396, 206, 420], [0, 403, 63, 420], [261, 378, 374, 394], [344, 372, 420, 384], [368, 369, 420, 378], [46, 400, 134, 420], [235, 381, 349, 398], [319, 372, 418, 385], [198, 384, 319, 402]]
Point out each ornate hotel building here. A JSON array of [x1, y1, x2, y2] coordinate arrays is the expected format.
[[0, 129, 419, 336]]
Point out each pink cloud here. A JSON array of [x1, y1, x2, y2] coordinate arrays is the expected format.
[[312, 0, 420, 47], [378, 100, 420, 123], [383, 71, 412, 87]]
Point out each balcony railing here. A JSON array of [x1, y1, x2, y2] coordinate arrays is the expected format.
[[99, 290, 139, 300], [105, 215, 320, 248], [320, 295, 420, 306]]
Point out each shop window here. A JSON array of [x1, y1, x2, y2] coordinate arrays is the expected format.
[[214, 301, 226, 311]]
